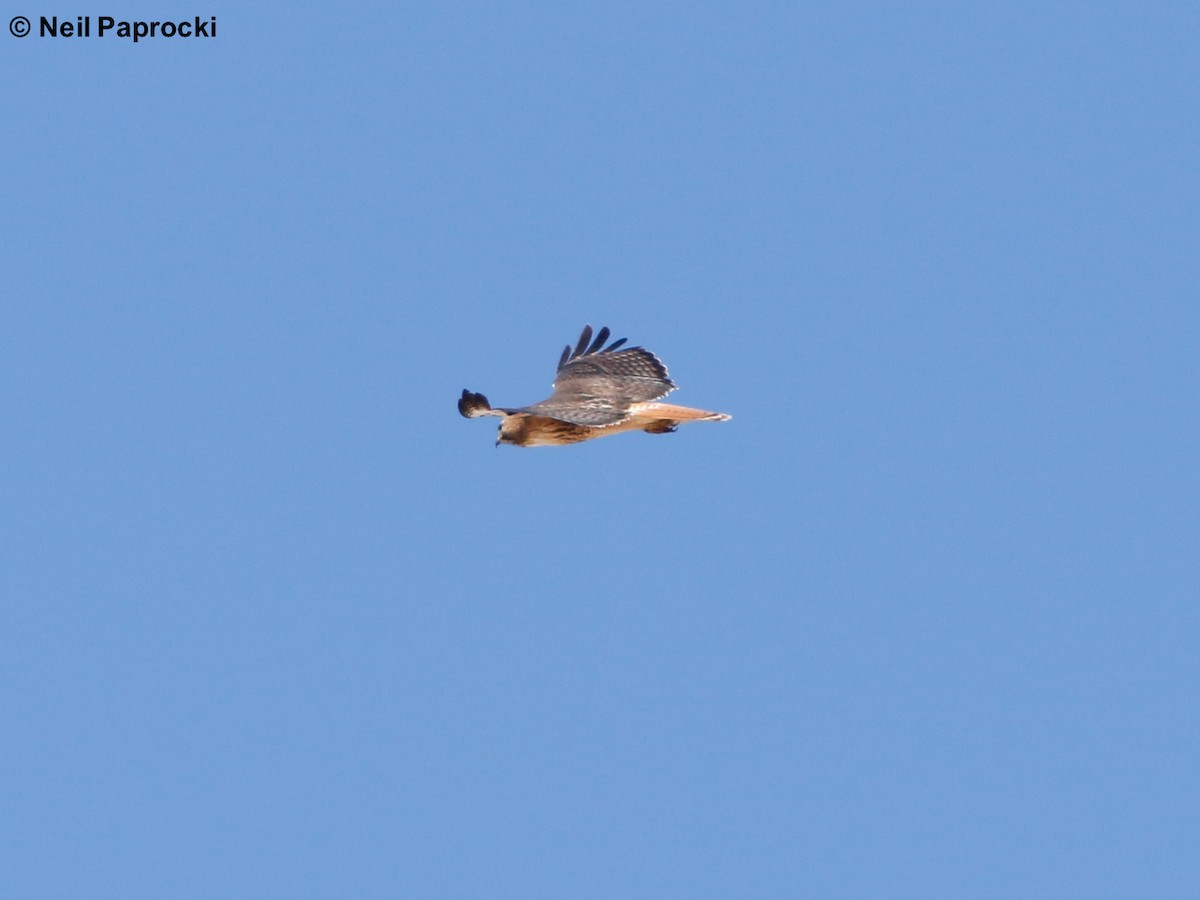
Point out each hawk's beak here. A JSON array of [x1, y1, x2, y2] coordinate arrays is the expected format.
[[495, 435, 501, 447]]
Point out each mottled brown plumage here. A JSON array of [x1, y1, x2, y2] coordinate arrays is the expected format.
[[458, 325, 731, 447]]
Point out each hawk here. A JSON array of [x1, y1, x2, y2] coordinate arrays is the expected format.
[[459, 324, 731, 447]]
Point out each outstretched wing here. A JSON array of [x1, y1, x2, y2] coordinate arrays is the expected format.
[[519, 325, 676, 426]]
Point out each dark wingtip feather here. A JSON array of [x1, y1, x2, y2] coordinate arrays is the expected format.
[[458, 389, 491, 418], [574, 325, 593, 358], [586, 326, 610, 355], [556, 324, 633, 369]]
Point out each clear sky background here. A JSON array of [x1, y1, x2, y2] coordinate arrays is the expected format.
[[3, 3, 1197, 897]]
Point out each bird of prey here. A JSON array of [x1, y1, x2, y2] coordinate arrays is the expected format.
[[459, 324, 731, 447]]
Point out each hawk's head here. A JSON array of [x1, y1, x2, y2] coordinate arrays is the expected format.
[[496, 417, 525, 447]]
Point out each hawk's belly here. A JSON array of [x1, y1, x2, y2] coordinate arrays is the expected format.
[[514, 416, 643, 447]]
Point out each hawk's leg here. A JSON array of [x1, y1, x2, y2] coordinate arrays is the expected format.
[[643, 421, 679, 435]]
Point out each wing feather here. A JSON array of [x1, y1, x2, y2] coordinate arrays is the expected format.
[[573, 325, 593, 359], [585, 326, 610, 355], [523, 324, 676, 426]]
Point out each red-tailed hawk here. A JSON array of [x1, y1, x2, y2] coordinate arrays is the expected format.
[[459, 324, 731, 447]]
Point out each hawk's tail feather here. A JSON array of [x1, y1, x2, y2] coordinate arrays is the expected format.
[[629, 402, 732, 422]]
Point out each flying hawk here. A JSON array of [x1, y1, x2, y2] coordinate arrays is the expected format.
[[458, 324, 731, 447]]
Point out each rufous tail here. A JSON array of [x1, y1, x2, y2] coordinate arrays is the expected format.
[[629, 402, 731, 422]]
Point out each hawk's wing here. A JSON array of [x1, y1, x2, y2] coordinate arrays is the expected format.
[[519, 325, 676, 426]]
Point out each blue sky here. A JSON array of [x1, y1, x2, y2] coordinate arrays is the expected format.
[[3, 3, 1197, 896]]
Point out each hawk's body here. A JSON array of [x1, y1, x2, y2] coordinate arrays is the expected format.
[[459, 325, 731, 447]]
